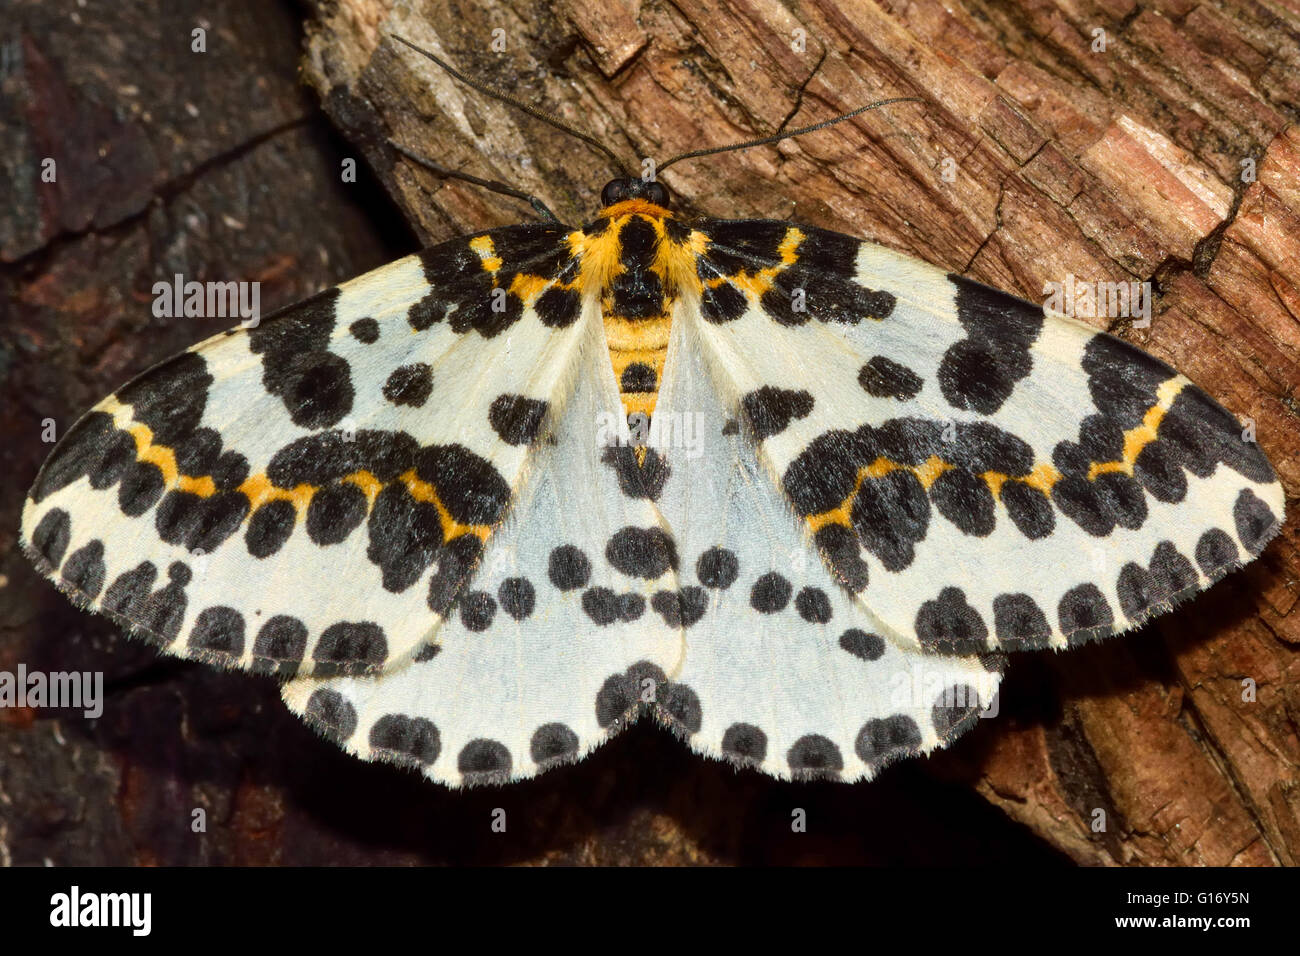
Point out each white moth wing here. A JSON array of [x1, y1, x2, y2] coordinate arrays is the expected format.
[[643, 299, 1001, 781], [22, 224, 592, 677], [690, 219, 1284, 655]]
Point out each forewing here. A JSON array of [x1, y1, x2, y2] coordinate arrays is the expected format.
[[22, 223, 591, 677], [687, 217, 1284, 654]]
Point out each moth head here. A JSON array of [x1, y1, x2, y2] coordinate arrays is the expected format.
[[600, 178, 670, 209]]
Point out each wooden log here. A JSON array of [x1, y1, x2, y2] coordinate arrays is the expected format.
[[300, 0, 1299, 865]]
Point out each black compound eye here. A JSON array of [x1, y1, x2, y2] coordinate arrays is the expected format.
[[601, 179, 630, 207], [644, 181, 670, 208]]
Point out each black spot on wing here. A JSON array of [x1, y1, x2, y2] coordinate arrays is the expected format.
[[370, 714, 440, 767], [1058, 583, 1115, 646], [534, 285, 581, 328], [305, 689, 358, 744], [606, 527, 677, 579], [244, 496, 295, 556], [488, 394, 548, 446], [306, 482, 368, 546], [839, 628, 885, 661], [992, 593, 1051, 650], [858, 356, 923, 400], [498, 577, 536, 619], [426, 534, 483, 615], [382, 363, 434, 407], [103, 561, 158, 623], [721, 723, 767, 765], [916, 586, 988, 653], [135, 563, 191, 646], [851, 470, 930, 572], [656, 679, 702, 735], [595, 661, 667, 729], [1117, 562, 1163, 620], [814, 524, 869, 592], [155, 489, 250, 554], [699, 277, 747, 324], [313, 621, 387, 676], [582, 587, 621, 625], [695, 546, 738, 590], [251, 616, 308, 677], [618, 593, 646, 621], [929, 469, 995, 537], [938, 275, 1042, 415], [530, 723, 579, 766], [794, 586, 832, 623], [188, 606, 246, 661], [600, 445, 671, 500], [742, 386, 814, 440], [650, 587, 708, 628], [61, 540, 106, 599], [787, 734, 843, 780], [413, 444, 511, 525], [1234, 488, 1279, 555], [1151, 541, 1198, 597], [31, 508, 71, 568], [548, 544, 591, 590], [248, 289, 353, 429], [458, 739, 512, 783], [1195, 528, 1238, 580], [932, 684, 985, 739], [783, 429, 869, 517], [458, 591, 496, 632], [1001, 480, 1055, 539], [349, 318, 379, 343], [750, 572, 792, 613], [855, 715, 922, 769]]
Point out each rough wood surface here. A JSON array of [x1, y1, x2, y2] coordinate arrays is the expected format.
[[1, 0, 1297, 866]]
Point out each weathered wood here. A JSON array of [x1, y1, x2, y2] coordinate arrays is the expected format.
[[301, 0, 1299, 865]]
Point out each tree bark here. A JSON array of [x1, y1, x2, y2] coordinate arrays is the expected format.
[[302, 0, 1299, 866], [0, 0, 1295, 866]]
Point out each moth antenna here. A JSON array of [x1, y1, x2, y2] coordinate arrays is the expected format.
[[388, 140, 560, 222], [390, 34, 631, 177], [657, 97, 925, 172]]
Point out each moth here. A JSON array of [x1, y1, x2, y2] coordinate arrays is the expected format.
[[20, 38, 1285, 787]]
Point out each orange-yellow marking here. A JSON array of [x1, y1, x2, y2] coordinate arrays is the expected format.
[[469, 235, 502, 273], [1088, 377, 1186, 480], [712, 227, 803, 301], [110, 396, 494, 545], [804, 378, 1185, 537]]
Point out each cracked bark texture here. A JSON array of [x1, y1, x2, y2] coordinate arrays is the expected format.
[[1, 0, 1297, 866]]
